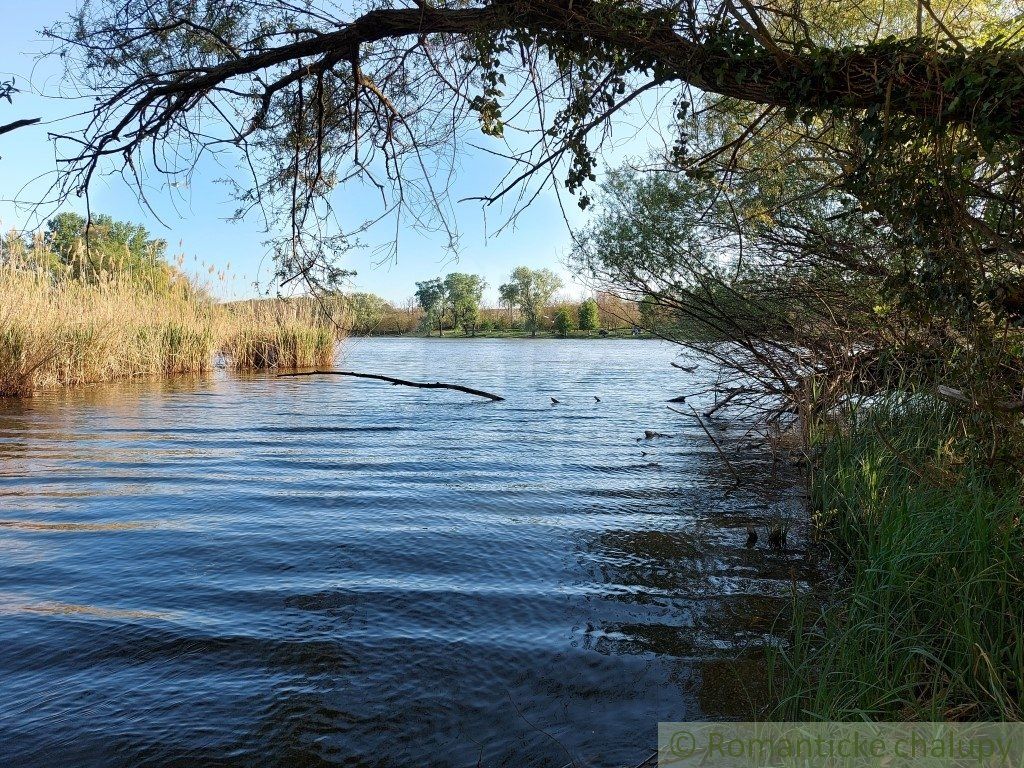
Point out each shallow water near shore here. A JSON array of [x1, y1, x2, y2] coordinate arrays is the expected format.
[[0, 337, 812, 767]]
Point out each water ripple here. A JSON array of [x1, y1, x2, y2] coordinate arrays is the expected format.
[[0, 338, 810, 767]]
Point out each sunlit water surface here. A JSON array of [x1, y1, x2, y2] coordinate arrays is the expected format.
[[0, 338, 811, 766]]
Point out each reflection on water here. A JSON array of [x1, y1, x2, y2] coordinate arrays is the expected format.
[[0, 595, 174, 620], [0, 520, 168, 531], [0, 338, 813, 767]]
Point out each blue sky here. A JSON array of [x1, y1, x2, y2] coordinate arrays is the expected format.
[[0, 2, 665, 304]]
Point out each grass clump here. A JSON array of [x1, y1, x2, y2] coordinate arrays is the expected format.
[[220, 299, 335, 370], [771, 400, 1024, 720]]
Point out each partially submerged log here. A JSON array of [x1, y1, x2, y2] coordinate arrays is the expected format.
[[278, 370, 505, 401], [640, 430, 673, 440]]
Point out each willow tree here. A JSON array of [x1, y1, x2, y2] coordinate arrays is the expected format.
[[506, 266, 563, 336], [444, 272, 487, 335]]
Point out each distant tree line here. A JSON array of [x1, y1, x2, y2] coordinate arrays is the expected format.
[[2, 212, 178, 292], [331, 268, 634, 337], [411, 267, 607, 337]]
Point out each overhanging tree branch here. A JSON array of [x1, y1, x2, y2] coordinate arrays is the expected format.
[[43, 1, 1024, 288], [0, 117, 41, 137]]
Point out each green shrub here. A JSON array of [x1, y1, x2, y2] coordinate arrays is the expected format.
[[578, 298, 600, 331], [553, 306, 575, 337]]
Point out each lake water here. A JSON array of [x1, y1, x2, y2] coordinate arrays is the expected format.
[[0, 338, 811, 767]]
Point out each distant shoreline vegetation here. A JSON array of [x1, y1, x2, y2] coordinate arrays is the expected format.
[[0, 215, 667, 397], [315, 267, 657, 339], [238, 290, 659, 339], [325, 293, 650, 339]]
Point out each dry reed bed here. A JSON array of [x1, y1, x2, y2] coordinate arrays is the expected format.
[[220, 299, 336, 371], [0, 267, 337, 396]]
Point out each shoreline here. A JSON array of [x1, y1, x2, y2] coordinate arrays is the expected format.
[[0, 331, 666, 399], [346, 330, 659, 340]]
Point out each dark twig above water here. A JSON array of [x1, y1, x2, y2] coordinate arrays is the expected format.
[[703, 387, 754, 417], [277, 370, 504, 401]]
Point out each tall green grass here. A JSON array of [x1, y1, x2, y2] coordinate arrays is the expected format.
[[771, 400, 1024, 720]]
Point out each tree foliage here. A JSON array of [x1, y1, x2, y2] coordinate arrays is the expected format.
[[505, 266, 563, 337], [574, 141, 1024, 439], [333, 291, 394, 335], [414, 278, 446, 336], [553, 306, 575, 337], [443, 272, 487, 335], [3, 211, 174, 290], [497, 281, 520, 325], [43, 0, 1024, 290], [577, 297, 599, 331]]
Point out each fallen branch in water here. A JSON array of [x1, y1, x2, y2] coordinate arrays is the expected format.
[[671, 362, 698, 372], [703, 386, 754, 417], [278, 370, 505, 401]]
